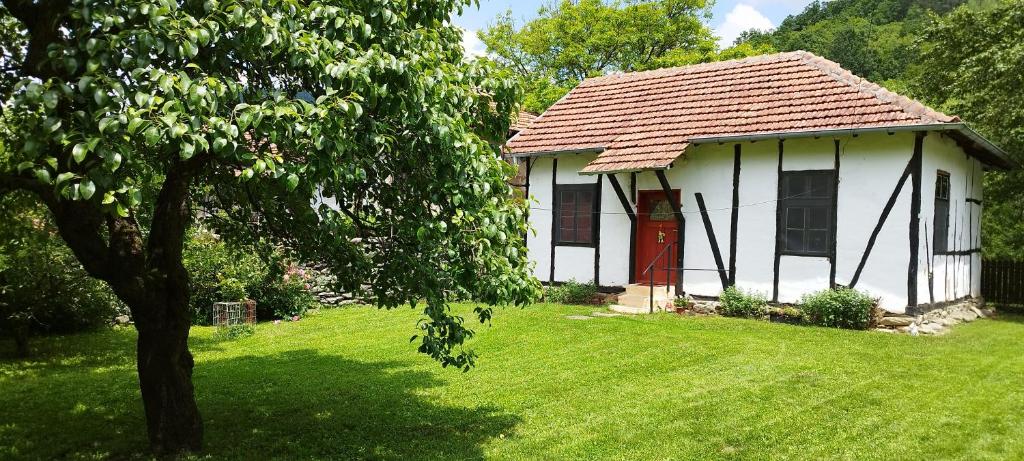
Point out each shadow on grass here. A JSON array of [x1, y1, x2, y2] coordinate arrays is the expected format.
[[197, 350, 518, 460], [0, 340, 518, 460]]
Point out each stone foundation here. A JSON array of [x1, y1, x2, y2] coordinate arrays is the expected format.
[[875, 298, 994, 335]]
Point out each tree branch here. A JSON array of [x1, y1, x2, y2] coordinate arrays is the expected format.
[[2, 0, 71, 79]]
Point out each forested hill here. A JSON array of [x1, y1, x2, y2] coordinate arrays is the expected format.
[[739, 0, 976, 87]]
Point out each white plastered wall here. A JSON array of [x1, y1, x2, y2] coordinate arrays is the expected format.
[[918, 133, 983, 303], [523, 131, 984, 313], [525, 153, 632, 286]]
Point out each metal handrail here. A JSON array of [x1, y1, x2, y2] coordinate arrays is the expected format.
[[641, 242, 675, 313]]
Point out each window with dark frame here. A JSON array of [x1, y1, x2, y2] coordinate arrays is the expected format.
[[779, 170, 834, 256], [933, 171, 950, 253], [555, 183, 598, 246]]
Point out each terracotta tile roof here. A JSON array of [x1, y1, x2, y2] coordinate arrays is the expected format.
[[505, 51, 958, 173], [510, 110, 538, 133]]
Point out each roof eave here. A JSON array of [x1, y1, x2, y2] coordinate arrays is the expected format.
[[507, 147, 605, 159], [688, 124, 1015, 170], [578, 165, 671, 176]]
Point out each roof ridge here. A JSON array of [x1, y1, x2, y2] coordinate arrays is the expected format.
[[791, 50, 957, 123], [581, 51, 807, 85]]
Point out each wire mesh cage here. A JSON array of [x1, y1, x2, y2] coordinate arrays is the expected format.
[[212, 301, 256, 327]]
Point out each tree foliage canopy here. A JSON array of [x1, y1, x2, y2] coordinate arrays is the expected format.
[[738, 0, 970, 85], [479, 0, 771, 113], [915, 0, 1024, 258]]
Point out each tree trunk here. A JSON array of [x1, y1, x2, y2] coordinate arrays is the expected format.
[[13, 322, 30, 358], [132, 285, 203, 454]]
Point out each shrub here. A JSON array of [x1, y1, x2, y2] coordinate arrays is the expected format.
[[1, 193, 121, 355], [800, 288, 876, 330], [183, 230, 266, 325], [673, 294, 694, 308], [545, 279, 599, 305], [184, 230, 317, 323], [718, 286, 768, 318], [767, 306, 806, 323], [251, 264, 317, 320]]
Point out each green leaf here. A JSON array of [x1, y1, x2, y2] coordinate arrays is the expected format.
[[127, 117, 146, 134], [102, 192, 116, 204], [55, 172, 75, 185], [170, 123, 188, 138], [106, 152, 123, 171], [79, 180, 96, 200], [43, 117, 62, 133], [115, 202, 130, 217], [180, 142, 195, 160], [144, 126, 161, 145], [77, 76, 94, 93], [42, 90, 59, 109], [35, 168, 51, 184], [285, 173, 299, 191], [98, 117, 117, 134], [72, 143, 89, 163]]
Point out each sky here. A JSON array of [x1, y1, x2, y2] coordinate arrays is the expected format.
[[453, 0, 818, 57]]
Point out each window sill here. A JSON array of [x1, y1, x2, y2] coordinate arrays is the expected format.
[[555, 242, 597, 248]]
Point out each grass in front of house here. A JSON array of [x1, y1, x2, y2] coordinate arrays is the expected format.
[[2, 305, 1023, 460]]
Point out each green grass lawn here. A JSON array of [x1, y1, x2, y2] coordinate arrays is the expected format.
[[2, 305, 1024, 460]]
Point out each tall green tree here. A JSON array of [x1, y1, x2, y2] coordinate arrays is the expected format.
[[738, 0, 968, 84], [0, 0, 538, 454], [915, 0, 1024, 258], [480, 0, 758, 113]]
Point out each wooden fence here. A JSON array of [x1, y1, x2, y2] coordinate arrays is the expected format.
[[982, 259, 1024, 305]]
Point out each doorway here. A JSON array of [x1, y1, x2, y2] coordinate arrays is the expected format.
[[635, 190, 680, 285]]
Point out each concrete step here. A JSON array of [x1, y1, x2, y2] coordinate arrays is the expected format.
[[623, 283, 675, 298], [609, 304, 653, 315], [616, 293, 671, 311]]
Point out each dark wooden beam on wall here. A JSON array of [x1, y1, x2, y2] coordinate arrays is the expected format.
[[608, 174, 638, 284], [729, 144, 741, 286], [829, 140, 841, 289], [849, 159, 913, 288], [908, 133, 925, 311], [773, 140, 784, 302], [695, 192, 730, 290], [523, 158, 532, 246], [593, 175, 603, 286], [656, 170, 686, 294], [549, 158, 558, 284]]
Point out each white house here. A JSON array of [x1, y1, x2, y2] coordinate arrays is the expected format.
[[506, 51, 1013, 314]]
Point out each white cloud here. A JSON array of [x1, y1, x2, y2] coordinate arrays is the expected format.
[[460, 27, 487, 58], [714, 3, 774, 48]]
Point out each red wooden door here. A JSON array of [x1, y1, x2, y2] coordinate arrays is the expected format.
[[635, 190, 680, 285]]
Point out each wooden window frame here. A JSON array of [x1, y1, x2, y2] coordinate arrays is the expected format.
[[554, 183, 599, 247], [778, 170, 835, 257], [933, 170, 951, 253]]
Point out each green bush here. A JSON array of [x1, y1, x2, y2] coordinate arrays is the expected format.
[[183, 230, 266, 324], [1, 193, 121, 355], [251, 265, 317, 320], [800, 288, 876, 330], [718, 286, 768, 318], [183, 230, 317, 323], [545, 279, 598, 305]]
